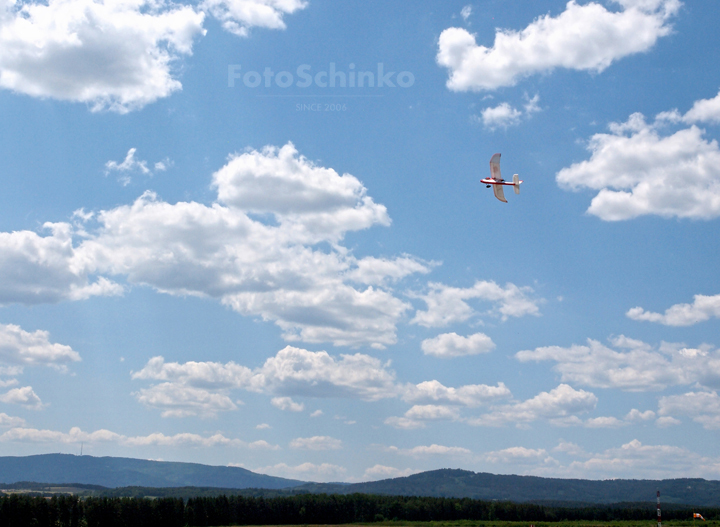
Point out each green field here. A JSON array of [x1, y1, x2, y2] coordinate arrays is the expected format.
[[233, 522, 718, 527]]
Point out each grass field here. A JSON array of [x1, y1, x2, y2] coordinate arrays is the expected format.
[[229, 522, 719, 527]]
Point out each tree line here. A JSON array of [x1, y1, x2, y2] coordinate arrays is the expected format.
[[1, 492, 717, 527]]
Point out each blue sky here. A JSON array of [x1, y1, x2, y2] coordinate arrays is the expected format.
[[1, 0, 720, 483]]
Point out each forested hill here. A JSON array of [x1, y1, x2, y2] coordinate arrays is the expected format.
[[0, 454, 302, 489], [3, 457, 720, 506], [294, 469, 720, 506]]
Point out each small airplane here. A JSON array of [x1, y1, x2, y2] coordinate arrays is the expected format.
[[480, 153, 522, 203]]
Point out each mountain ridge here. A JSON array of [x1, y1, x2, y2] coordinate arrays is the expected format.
[[0, 453, 301, 489], [3, 455, 720, 506]]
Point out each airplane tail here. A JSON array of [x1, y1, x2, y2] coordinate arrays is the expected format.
[[513, 174, 520, 194]]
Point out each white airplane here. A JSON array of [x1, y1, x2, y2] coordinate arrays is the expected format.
[[480, 153, 522, 203]]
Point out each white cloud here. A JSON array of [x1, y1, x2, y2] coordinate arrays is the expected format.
[[105, 148, 150, 176], [404, 404, 460, 421], [134, 382, 239, 418], [411, 280, 541, 327], [421, 332, 495, 358], [310, 409, 323, 417], [345, 256, 434, 286], [104, 148, 169, 186], [584, 416, 627, 428], [255, 346, 398, 400], [627, 294, 720, 326], [0, 223, 123, 305], [1, 143, 426, 348], [658, 391, 720, 429], [516, 336, 720, 391], [386, 444, 472, 457], [254, 462, 347, 482], [479, 103, 522, 130], [460, 5, 472, 22], [485, 446, 551, 464], [383, 416, 426, 429], [683, 89, 720, 124], [553, 440, 589, 458], [132, 345, 400, 416], [0, 425, 274, 448], [256, 423, 271, 429], [477, 94, 541, 130], [0, 323, 81, 373], [489, 438, 720, 479], [656, 416, 681, 427], [556, 112, 720, 220], [0, 386, 44, 410], [271, 396, 304, 412], [403, 380, 511, 407], [437, 0, 679, 91], [561, 439, 720, 479], [362, 464, 419, 481], [289, 435, 342, 450], [468, 384, 597, 427], [200, 0, 307, 37], [0, 413, 25, 428], [0, 0, 205, 112], [625, 408, 656, 421]]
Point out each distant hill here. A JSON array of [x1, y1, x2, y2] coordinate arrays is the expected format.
[[3, 457, 720, 506], [293, 469, 720, 506], [0, 454, 302, 489]]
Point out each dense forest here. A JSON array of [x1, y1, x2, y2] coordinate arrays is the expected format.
[[1, 492, 718, 527]]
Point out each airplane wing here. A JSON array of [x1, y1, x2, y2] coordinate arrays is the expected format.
[[490, 153, 502, 181], [493, 182, 507, 203]]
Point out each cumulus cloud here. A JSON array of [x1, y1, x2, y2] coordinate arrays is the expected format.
[[437, 0, 679, 91], [410, 280, 541, 327], [0, 0, 205, 112], [516, 336, 720, 391], [683, 89, 720, 124], [0, 323, 81, 373], [345, 256, 434, 286], [477, 95, 541, 131], [0, 223, 123, 305], [479, 103, 522, 129], [484, 446, 552, 464], [289, 435, 342, 450], [403, 380, 511, 407], [383, 416, 426, 430], [132, 346, 399, 417], [0, 425, 274, 448], [200, 0, 307, 37], [625, 408, 656, 421], [491, 438, 720, 479], [1, 143, 426, 348], [271, 396, 304, 412], [557, 111, 720, 220], [421, 332, 495, 358], [105, 148, 150, 176], [658, 391, 720, 429], [0, 386, 44, 409], [134, 382, 239, 418], [254, 462, 347, 482], [584, 416, 627, 428], [0, 412, 25, 428], [627, 294, 720, 326], [104, 148, 170, 186], [385, 444, 472, 457], [468, 384, 597, 427], [362, 464, 419, 480], [561, 439, 720, 480]]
